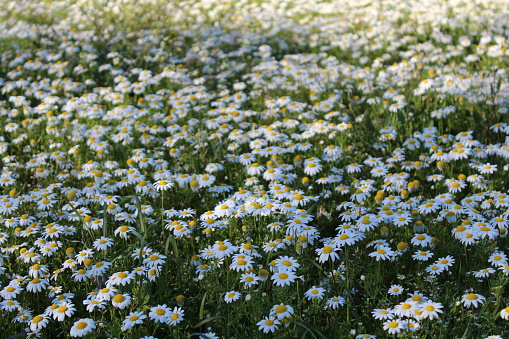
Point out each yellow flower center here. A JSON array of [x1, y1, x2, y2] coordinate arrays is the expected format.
[[322, 246, 333, 254], [32, 316, 43, 323], [275, 305, 287, 313], [466, 293, 477, 300], [113, 295, 125, 303], [76, 322, 87, 330]]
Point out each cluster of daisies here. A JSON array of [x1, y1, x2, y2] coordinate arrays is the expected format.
[[0, 0, 509, 337]]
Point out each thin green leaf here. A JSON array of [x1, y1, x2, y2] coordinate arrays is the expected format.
[[199, 292, 207, 321], [192, 315, 225, 329], [289, 320, 324, 339], [6, 333, 29, 339]]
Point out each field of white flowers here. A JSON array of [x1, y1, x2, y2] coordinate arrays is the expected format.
[[1, 0, 509, 337]]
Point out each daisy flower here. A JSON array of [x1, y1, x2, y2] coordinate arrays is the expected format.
[[52, 301, 76, 321], [271, 270, 299, 287], [93, 237, 114, 250], [316, 245, 340, 263], [406, 291, 429, 304], [212, 240, 238, 259], [372, 308, 394, 320], [112, 294, 132, 309], [143, 253, 167, 267], [458, 231, 479, 245], [489, 252, 508, 267], [96, 287, 117, 301], [168, 307, 184, 326], [436, 255, 455, 271], [240, 272, 260, 288], [417, 301, 443, 320], [304, 162, 322, 176], [412, 251, 434, 261], [26, 278, 49, 293], [411, 233, 433, 247], [107, 270, 134, 286], [1, 299, 20, 311], [30, 314, 49, 333], [346, 163, 363, 173], [500, 307, 509, 320], [270, 303, 294, 320], [114, 225, 135, 239], [369, 246, 395, 261], [274, 256, 300, 271], [326, 296, 346, 309], [473, 268, 495, 278], [426, 264, 445, 276], [388, 285, 404, 296], [478, 163, 497, 174], [257, 316, 280, 333], [224, 291, 241, 303], [393, 301, 418, 318], [304, 286, 326, 300], [461, 293, 486, 308], [70, 318, 96, 337], [83, 299, 106, 312], [149, 304, 170, 323], [383, 318, 405, 335], [1, 285, 22, 299], [121, 311, 146, 331], [154, 179, 174, 191]]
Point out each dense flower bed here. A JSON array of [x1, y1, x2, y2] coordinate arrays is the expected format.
[[0, 0, 509, 337]]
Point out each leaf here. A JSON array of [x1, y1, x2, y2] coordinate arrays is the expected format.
[[383, 113, 392, 127], [192, 315, 225, 329], [169, 236, 179, 262], [164, 233, 172, 257], [397, 111, 406, 125], [131, 230, 145, 243], [199, 292, 207, 320], [110, 244, 130, 263], [132, 195, 147, 234], [305, 197, 321, 214], [289, 319, 326, 339], [6, 333, 29, 339], [311, 259, 324, 272]]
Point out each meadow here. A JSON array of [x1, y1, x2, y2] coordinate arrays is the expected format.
[[1, 0, 509, 337]]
